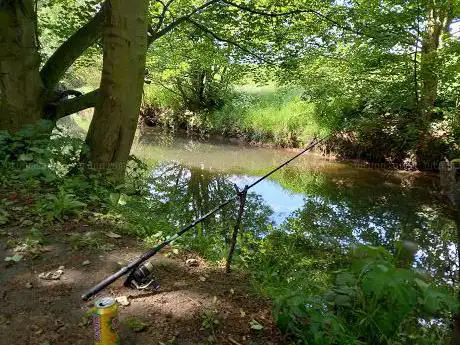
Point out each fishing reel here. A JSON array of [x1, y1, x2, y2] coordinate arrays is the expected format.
[[124, 261, 160, 291]]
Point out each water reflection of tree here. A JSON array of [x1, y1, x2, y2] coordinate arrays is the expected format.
[[273, 166, 458, 284], [148, 162, 273, 260], [141, 161, 457, 290]]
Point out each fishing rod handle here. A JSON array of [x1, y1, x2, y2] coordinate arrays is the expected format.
[[81, 266, 130, 301]]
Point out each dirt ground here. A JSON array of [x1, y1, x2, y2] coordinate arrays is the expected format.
[[0, 221, 287, 345]]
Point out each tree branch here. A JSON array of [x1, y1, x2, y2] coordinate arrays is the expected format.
[[148, 0, 218, 45], [152, 0, 175, 33], [186, 18, 273, 64], [40, 9, 104, 92], [221, 0, 401, 40], [42, 0, 217, 91], [153, 80, 182, 97], [222, 0, 314, 17], [45, 1, 219, 117], [56, 89, 83, 100], [46, 89, 100, 121], [221, 0, 358, 33]]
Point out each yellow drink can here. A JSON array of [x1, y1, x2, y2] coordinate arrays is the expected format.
[[92, 297, 120, 345]]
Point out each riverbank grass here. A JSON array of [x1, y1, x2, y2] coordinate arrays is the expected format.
[[143, 84, 327, 147], [209, 85, 322, 146]]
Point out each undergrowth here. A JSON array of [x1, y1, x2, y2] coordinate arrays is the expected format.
[[248, 236, 457, 345]]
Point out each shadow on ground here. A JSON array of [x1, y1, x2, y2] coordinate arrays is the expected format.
[[0, 224, 286, 345]]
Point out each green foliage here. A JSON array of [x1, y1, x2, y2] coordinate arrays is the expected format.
[[111, 162, 273, 261], [145, 26, 239, 113], [38, 0, 102, 66], [1, 122, 458, 345], [0, 122, 150, 228], [208, 85, 325, 147], [273, 245, 457, 345], [143, 85, 327, 147], [122, 316, 148, 332], [0, 120, 54, 162], [4, 254, 23, 263], [0, 209, 8, 225], [67, 231, 114, 251], [36, 0, 459, 164], [35, 188, 86, 221], [249, 319, 264, 331], [201, 309, 219, 330], [3, 1, 460, 343], [234, 164, 458, 345]]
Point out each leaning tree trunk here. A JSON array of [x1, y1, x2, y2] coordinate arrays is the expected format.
[[419, 1, 452, 119], [420, 11, 441, 118], [85, 0, 149, 175], [416, 1, 452, 167], [0, 0, 43, 132]]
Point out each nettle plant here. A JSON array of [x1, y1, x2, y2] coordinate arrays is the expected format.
[[0, 121, 151, 222], [275, 245, 458, 345], [0, 120, 87, 178]]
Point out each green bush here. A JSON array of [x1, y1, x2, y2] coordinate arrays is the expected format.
[[0, 122, 151, 223], [272, 245, 457, 345]]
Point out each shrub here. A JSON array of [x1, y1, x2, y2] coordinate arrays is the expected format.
[[273, 245, 457, 345]]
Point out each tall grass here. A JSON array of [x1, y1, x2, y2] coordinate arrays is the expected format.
[[142, 84, 328, 147], [208, 85, 324, 147]]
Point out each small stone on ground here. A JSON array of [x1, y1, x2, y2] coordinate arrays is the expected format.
[[115, 296, 130, 306], [186, 258, 199, 267], [39, 269, 64, 280]]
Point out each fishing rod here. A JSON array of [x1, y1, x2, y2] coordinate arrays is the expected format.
[[82, 136, 327, 301]]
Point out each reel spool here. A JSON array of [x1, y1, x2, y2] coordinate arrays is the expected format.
[[124, 261, 160, 291]]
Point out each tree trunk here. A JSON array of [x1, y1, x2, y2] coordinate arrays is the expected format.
[[420, 1, 452, 119], [0, 0, 43, 132], [85, 0, 149, 175], [415, 1, 452, 167], [51, 1, 218, 120]]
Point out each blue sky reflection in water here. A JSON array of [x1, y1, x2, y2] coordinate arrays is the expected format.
[[228, 175, 305, 224]]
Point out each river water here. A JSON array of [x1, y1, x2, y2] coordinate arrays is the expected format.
[[131, 130, 458, 282]]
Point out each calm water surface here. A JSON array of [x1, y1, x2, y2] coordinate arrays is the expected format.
[[133, 132, 435, 223], [132, 130, 457, 281]]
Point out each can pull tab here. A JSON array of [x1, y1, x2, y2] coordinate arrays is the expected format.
[[124, 261, 160, 291]]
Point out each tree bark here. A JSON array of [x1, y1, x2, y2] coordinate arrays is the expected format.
[[415, 1, 452, 166], [48, 90, 100, 121], [0, 2, 104, 131], [420, 1, 452, 119], [85, 0, 149, 175], [0, 0, 43, 132], [55, 1, 219, 118]]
